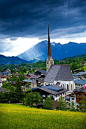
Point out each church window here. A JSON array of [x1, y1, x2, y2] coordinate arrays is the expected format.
[[51, 62, 52, 65], [71, 84, 72, 91], [67, 84, 69, 90]]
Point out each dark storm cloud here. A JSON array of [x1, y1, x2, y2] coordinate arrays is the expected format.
[[0, 0, 86, 38]]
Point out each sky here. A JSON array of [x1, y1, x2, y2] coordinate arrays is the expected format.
[[0, 0, 86, 56]]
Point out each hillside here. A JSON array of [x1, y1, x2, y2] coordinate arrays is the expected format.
[[18, 40, 86, 62], [0, 54, 30, 64], [0, 104, 86, 129]]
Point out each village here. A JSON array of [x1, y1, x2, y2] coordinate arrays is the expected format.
[[0, 26, 86, 111]]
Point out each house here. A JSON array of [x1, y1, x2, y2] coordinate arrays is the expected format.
[[25, 74, 31, 79], [66, 88, 86, 109], [44, 25, 75, 92], [31, 85, 67, 101], [0, 78, 2, 87], [38, 78, 44, 86], [31, 79, 37, 88], [72, 71, 86, 79], [0, 75, 9, 82], [74, 79, 86, 89], [35, 70, 46, 76], [0, 87, 10, 93], [84, 61, 86, 65]]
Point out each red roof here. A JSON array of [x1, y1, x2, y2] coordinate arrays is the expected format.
[[25, 76, 30, 78], [0, 75, 10, 78]]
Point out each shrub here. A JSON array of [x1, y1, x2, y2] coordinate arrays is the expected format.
[[43, 97, 54, 110]]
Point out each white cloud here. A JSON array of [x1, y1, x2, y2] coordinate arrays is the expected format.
[[50, 26, 86, 44], [51, 31, 86, 44], [0, 37, 42, 56]]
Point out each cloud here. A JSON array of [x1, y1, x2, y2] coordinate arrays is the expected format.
[[0, 37, 41, 56], [0, 0, 86, 37], [0, 0, 86, 56]]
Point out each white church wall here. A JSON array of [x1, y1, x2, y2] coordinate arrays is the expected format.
[[54, 80, 75, 91]]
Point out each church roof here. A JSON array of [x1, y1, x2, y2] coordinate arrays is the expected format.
[[44, 64, 73, 82]]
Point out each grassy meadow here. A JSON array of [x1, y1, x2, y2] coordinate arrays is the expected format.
[[0, 104, 86, 129]]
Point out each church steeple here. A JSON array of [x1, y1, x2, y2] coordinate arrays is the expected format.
[[48, 25, 52, 57], [46, 25, 54, 72]]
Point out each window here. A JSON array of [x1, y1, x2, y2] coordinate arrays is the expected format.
[[71, 84, 72, 91], [67, 84, 69, 90], [79, 94, 81, 96]]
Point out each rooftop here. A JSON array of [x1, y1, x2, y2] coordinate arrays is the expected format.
[[44, 64, 73, 82], [32, 85, 67, 95]]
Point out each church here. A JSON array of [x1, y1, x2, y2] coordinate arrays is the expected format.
[[44, 25, 75, 92]]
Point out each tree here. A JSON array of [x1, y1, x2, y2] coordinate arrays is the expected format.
[[19, 72, 25, 81], [43, 97, 54, 110], [70, 101, 76, 111], [25, 82, 31, 88], [80, 96, 86, 111], [14, 78, 24, 102], [15, 78, 22, 93], [2, 82, 15, 91], [23, 92, 42, 107], [34, 92, 42, 106], [58, 96, 67, 110], [0, 92, 9, 103]]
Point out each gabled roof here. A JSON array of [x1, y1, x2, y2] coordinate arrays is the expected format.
[[44, 64, 73, 82], [74, 79, 86, 85], [39, 70, 46, 74], [32, 85, 67, 95]]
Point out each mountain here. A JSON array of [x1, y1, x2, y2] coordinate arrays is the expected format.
[[0, 54, 30, 64], [18, 40, 86, 62]]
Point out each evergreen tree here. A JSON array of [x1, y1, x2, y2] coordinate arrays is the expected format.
[[58, 96, 67, 110]]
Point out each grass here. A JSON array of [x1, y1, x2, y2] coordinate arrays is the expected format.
[[79, 65, 86, 70], [0, 103, 86, 129]]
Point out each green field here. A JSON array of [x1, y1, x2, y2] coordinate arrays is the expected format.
[[0, 104, 86, 129]]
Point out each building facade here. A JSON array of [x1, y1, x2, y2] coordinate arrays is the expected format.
[[66, 88, 86, 109]]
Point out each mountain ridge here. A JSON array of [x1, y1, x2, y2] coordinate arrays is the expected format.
[[17, 40, 86, 63], [0, 54, 30, 64]]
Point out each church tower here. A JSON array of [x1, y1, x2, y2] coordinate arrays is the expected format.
[[46, 25, 54, 72]]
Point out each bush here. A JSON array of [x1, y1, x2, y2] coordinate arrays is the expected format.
[[43, 97, 54, 110]]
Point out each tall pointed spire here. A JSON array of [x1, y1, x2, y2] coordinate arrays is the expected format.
[[48, 24, 52, 57], [46, 25, 54, 72]]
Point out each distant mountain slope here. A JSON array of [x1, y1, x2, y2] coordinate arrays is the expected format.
[[18, 40, 86, 62], [0, 54, 29, 64]]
